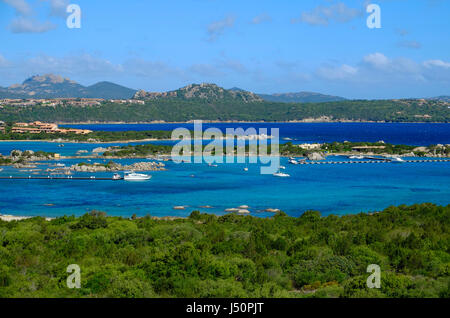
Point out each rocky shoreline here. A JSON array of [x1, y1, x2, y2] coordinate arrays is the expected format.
[[69, 161, 166, 172]]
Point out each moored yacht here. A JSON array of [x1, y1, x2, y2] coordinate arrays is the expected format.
[[124, 171, 152, 181]]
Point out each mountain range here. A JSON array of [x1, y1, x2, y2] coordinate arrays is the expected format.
[[0, 74, 348, 102], [0, 74, 137, 99], [0, 74, 447, 103]]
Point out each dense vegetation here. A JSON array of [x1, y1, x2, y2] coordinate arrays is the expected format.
[[0, 98, 448, 122], [1, 150, 56, 165], [103, 141, 448, 158], [319, 142, 450, 156], [103, 144, 173, 157], [0, 128, 175, 142], [0, 203, 448, 298]]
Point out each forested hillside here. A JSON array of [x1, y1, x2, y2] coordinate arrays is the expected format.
[[0, 98, 448, 123], [0, 203, 448, 298]]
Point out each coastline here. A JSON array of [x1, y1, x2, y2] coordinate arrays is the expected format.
[[57, 120, 450, 125], [0, 214, 54, 222], [0, 138, 163, 144], [0, 213, 183, 222], [0, 136, 274, 144]]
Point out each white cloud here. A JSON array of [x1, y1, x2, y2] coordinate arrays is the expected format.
[[293, 2, 362, 26], [1, 53, 449, 95], [314, 53, 450, 85], [3, 0, 68, 33], [0, 54, 9, 67], [207, 15, 235, 42], [2, 0, 32, 15], [10, 16, 56, 33], [363, 52, 390, 68], [251, 13, 271, 25], [189, 64, 224, 77], [316, 64, 358, 80], [219, 59, 248, 74], [47, 0, 69, 17], [397, 40, 422, 49], [423, 59, 450, 69]]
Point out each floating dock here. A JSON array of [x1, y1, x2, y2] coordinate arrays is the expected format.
[[297, 159, 450, 165], [0, 176, 122, 180], [0, 159, 448, 181]]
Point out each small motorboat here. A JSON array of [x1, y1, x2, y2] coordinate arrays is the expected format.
[[243, 167, 249, 171], [391, 157, 405, 163], [288, 159, 298, 165], [273, 171, 290, 177]]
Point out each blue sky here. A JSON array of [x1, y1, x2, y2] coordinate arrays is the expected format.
[[0, 0, 449, 98]]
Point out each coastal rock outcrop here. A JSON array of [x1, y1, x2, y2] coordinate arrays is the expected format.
[[70, 161, 166, 172], [92, 147, 109, 153], [307, 152, 326, 160]]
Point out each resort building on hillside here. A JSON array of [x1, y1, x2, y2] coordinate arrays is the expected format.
[[11, 121, 92, 135], [0, 121, 5, 133]]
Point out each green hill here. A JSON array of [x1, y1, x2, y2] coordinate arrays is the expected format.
[[0, 203, 448, 298], [0, 97, 448, 123], [258, 91, 347, 103]]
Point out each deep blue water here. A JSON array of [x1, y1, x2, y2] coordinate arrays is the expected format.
[[0, 156, 449, 218], [63, 123, 450, 146], [0, 123, 449, 218]]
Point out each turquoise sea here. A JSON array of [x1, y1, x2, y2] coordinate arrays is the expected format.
[[0, 123, 449, 218]]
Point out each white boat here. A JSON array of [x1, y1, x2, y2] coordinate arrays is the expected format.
[[273, 171, 290, 177], [391, 157, 405, 163], [288, 159, 298, 165], [112, 173, 122, 180], [279, 166, 286, 170], [243, 167, 249, 171], [349, 155, 364, 159], [124, 172, 152, 181]]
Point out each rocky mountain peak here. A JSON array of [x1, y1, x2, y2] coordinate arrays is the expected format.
[[134, 83, 263, 103]]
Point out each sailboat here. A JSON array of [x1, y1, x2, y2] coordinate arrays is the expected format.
[[273, 170, 290, 177]]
